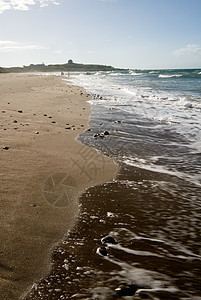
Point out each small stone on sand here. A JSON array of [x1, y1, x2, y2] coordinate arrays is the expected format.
[[3, 146, 9, 150], [115, 284, 138, 297], [101, 235, 117, 245], [104, 131, 110, 135], [96, 246, 108, 256]]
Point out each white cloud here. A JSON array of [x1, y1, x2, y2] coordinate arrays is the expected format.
[[0, 0, 60, 14], [0, 40, 17, 46], [173, 44, 201, 57], [0, 40, 46, 51], [0, 1, 11, 12], [38, 0, 60, 7]]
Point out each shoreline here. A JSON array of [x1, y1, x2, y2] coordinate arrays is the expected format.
[[21, 70, 201, 299], [0, 73, 118, 299]]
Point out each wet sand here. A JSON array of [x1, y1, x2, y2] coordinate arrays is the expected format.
[[0, 73, 118, 300], [24, 100, 201, 299]]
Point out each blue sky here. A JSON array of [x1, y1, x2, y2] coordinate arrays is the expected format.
[[0, 0, 201, 69]]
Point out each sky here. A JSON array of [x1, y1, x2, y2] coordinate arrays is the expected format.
[[0, 0, 201, 69]]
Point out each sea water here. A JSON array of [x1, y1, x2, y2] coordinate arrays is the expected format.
[[26, 69, 201, 299], [72, 69, 201, 185]]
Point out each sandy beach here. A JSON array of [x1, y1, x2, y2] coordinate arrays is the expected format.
[[0, 73, 118, 299]]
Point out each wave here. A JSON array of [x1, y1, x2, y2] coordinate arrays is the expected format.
[[109, 72, 127, 76], [129, 71, 144, 76], [123, 156, 201, 187], [158, 74, 182, 78]]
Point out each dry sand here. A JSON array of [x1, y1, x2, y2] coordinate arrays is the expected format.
[[0, 73, 118, 299]]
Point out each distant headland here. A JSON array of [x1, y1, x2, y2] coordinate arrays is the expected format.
[[0, 59, 126, 73]]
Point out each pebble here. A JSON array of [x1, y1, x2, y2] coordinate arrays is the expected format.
[[2, 110, 5, 113], [13, 120, 18, 123], [185, 103, 193, 109], [3, 146, 9, 150], [99, 133, 105, 138], [101, 235, 117, 245], [18, 110, 23, 113], [104, 130, 110, 135], [96, 246, 108, 256], [115, 284, 138, 297], [35, 131, 39, 134], [93, 133, 105, 139]]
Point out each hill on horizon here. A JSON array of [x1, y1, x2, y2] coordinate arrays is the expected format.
[[0, 60, 126, 73]]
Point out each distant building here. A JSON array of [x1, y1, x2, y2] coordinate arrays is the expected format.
[[30, 63, 45, 67], [23, 63, 45, 68], [68, 59, 73, 64]]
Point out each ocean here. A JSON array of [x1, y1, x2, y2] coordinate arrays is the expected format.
[[26, 69, 201, 299]]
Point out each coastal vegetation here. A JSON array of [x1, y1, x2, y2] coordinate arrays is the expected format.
[[0, 60, 125, 73]]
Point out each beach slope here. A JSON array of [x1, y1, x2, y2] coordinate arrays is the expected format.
[[0, 74, 117, 299]]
